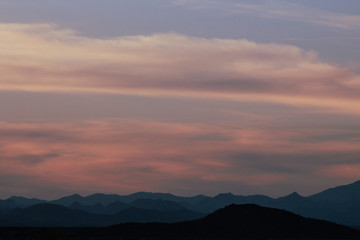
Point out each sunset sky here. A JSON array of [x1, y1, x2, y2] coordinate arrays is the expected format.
[[1, 0, 360, 200]]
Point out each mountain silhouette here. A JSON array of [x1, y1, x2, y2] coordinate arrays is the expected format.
[[2, 179, 360, 226], [112, 207, 204, 223], [109, 204, 360, 239], [0, 203, 204, 227], [51, 194, 84, 206], [272, 192, 313, 210], [68, 198, 185, 214], [1, 204, 358, 239], [0, 203, 106, 227], [8, 196, 46, 208], [50, 192, 208, 207], [0, 199, 17, 211], [310, 180, 360, 203], [183, 204, 360, 239], [69, 201, 110, 214], [191, 192, 274, 212], [131, 198, 185, 211]]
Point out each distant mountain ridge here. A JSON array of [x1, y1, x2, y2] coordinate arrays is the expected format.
[[310, 180, 360, 203], [2, 204, 358, 239], [51, 192, 207, 207], [1, 180, 360, 226], [0, 203, 204, 227]]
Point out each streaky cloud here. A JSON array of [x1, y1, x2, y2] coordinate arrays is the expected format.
[[0, 22, 359, 114], [0, 120, 360, 198], [174, 0, 360, 30]]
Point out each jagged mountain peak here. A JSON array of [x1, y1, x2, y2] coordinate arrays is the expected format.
[[282, 192, 303, 199], [64, 194, 83, 198], [51, 194, 85, 206], [214, 192, 235, 199], [289, 191, 300, 196]]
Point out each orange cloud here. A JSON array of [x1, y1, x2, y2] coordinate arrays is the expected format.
[[0, 23, 359, 115]]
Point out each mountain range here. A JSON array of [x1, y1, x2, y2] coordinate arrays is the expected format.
[[1, 180, 360, 226], [1, 204, 359, 240]]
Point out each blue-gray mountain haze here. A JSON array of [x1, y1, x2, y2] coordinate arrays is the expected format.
[[1, 180, 360, 226]]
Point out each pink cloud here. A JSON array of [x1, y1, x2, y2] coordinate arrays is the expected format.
[[0, 120, 359, 197], [0, 23, 359, 115], [0, 23, 360, 198], [321, 164, 360, 180]]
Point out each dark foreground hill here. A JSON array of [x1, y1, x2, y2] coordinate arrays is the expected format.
[[1, 204, 359, 240]]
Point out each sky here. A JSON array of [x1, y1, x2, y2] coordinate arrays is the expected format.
[[0, 0, 360, 200]]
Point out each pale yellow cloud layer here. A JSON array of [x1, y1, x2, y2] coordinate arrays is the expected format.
[[0, 23, 359, 114]]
